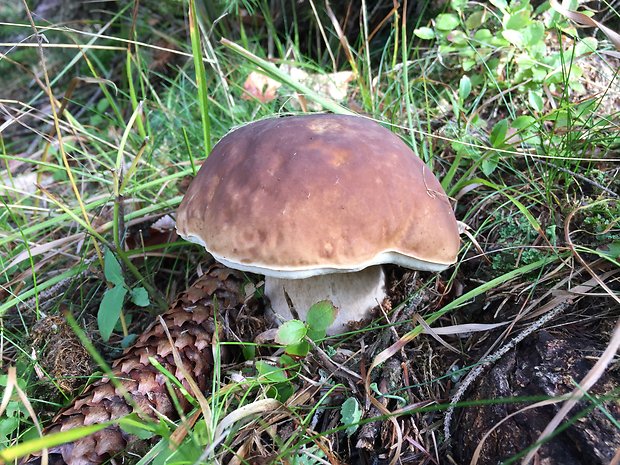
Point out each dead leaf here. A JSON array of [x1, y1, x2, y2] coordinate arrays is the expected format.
[[241, 71, 282, 103], [280, 65, 355, 111]]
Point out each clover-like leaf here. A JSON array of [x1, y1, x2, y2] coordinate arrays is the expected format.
[[435, 13, 460, 31], [414, 27, 435, 40], [340, 397, 362, 436], [306, 300, 338, 333], [275, 320, 307, 346], [130, 287, 150, 307]]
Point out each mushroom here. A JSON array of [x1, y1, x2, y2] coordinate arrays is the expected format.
[[176, 114, 459, 334]]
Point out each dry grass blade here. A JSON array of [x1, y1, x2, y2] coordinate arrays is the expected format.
[[200, 398, 282, 459], [324, 0, 358, 77], [412, 314, 460, 354], [1, 233, 85, 274], [21, 0, 105, 269]]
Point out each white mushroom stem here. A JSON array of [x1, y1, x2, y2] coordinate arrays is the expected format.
[[264, 266, 387, 335]]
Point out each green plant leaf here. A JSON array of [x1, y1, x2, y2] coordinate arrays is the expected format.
[[275, 320, 307, 346], [447, 30, 468, 45], [512, 115, 536, 129], [575, 37, 598, 57], [242, 344, 256, 360], [522, 21, 545, 47], [340, 397, 362, 436], [269, 382, 294, 402], [285, 340, 310, 357], [505, 10, 531, 30], [598, 241, 620, 259], [130, 287, 150, 307], [451, 0, 467, 11], [104, 248, 124, 287], [489, 0, 508, 11], [465, 10, 486, 29], [98, 284, 127, 342], [435, 13, 460, 31], [481, 156, 499, 176], [502, 29, 523, 47], [528, 90, 544, 112], [490, 119, 509, 148], [462, 59, 477, 71], [413, 27, 435, 40], [474, 29, 493, 41], [306, 300, 337, 332], [121, 334, 137, 348], [459, 75, 472, 101], [256, 360, 289, 383], [306, 328, 326, 342]]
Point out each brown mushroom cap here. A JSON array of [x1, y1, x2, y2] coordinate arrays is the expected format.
[[176, 114, 460, 278]]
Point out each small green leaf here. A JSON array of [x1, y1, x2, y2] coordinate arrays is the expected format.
[[528, 90, 544, 112], [306, 300, 337, 332], [340, 397, 362, 436], [522, 21, 545, 47], [98, 284, 127, 342], [450, 0, 467, 11], [459, 75, 472, 101], [598, 241, 620, 259], [512, 115, 536, 130], [104, 248, 124, 287], [490, 119, 509, 148], [435, 13, 460, 31], [0, 417, 19, 438], [242, 344, 256, 360], [121, 334, 138, 348], [505, 10, 531, 30], [575, 37, 598, 57], [256, 360, 288, 383], [413, 27, 435, 40], [269, 382, 294, 402], [502, 29, 523, 47], [130, 287, 150, 307], [306, 328, 326, 342], [489, 0, 507, 11], [465, 10, 485, 29], [285, 340, 310, 357], [275, 320, 307, 346], [462, 59, 477, 71], [447, 30, 468, 45], [481, 155, 499, 176], [474, 29, 493, 41]]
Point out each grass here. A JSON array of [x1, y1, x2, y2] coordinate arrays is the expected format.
[[1, 0, 619, 464]]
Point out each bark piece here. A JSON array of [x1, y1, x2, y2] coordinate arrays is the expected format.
[[455, 331, 620, 465]]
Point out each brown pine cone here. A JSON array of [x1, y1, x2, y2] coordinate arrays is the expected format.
[[23, 265, 264, 465]]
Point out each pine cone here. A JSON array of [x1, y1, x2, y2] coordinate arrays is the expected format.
[[23, 265, 264, 465]]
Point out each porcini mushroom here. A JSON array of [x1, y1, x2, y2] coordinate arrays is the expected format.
[[176, 114, 459, 334]]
